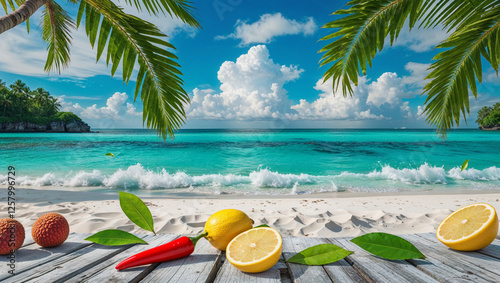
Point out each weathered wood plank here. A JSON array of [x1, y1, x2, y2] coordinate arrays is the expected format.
[[283, 237, 366, 283], [140, 238, 222, 283], [3, 235, 143, 283], [59, 234, 156, 283], [331, 237, 439, 283], [414, 233, 500, 282], [2, 232, 500, 282], [276, 254, 291, 283], [325, 259, 369, 283], [214, 255, 281, 283], [478, 239, 500, 260], [400, 234, 490, 283], [73, 234, 178, 283], [0, 233, 91, 282]]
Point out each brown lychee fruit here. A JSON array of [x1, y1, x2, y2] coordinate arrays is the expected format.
[[0, 218, 25, 255], [32, 213, 69, 248]]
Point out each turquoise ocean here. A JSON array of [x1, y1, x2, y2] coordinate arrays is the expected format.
[[1, 129, 499, 195]]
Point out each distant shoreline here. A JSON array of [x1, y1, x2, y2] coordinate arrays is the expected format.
[[480, 126, 500, 131], [0, 120, 91, 133], [1, 127, 488, 133]]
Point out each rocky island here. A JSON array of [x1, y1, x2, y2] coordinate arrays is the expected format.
[[0, 79, 91, 133], [479, 125, 500, 131], [0, 113, 91, 133]]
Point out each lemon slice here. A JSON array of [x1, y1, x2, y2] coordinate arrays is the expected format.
[[226, 227, 282, 273], [436, 203, 499, 251]]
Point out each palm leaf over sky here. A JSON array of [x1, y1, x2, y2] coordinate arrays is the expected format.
[[320, 0, 500, 137], [0, 0, 199, 139]]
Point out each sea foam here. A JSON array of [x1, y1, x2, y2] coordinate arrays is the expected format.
[[366, 163, 448, 184], [448, 166, 500, 181], [1, 163, 499, 191]]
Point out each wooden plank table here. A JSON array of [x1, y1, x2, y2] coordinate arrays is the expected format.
[[1, 233, 499, 282]]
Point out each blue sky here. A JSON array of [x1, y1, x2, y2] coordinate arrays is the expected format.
[[0, 0, 498, 129]]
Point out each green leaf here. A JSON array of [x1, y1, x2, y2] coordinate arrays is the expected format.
[[351, 232, 425, 260], [85, 229, 148, 246], [286, 244, 353, 266], [461, 159, 470, 171], [254, 224, 270, 228], [105, 152, 116, 157], [119, 191, 156, 235]]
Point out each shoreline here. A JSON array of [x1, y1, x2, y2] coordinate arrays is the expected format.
[[13, 185, 500, 199], [2, 187, 499, 237]]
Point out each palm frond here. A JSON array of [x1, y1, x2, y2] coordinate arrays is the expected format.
[[78, 0, 189, 139], [419, 0, 500, 31], [423, 4, 500, 136], [122, 0, 200, 27], [319, 0, 424, 97], [42, 0, 74, 73]]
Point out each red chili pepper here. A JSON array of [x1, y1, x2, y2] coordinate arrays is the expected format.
[[115, 232, 207, 270]]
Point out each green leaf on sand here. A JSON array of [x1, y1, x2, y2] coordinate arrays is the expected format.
[[85, 229, 147, 246], [254, 224, 270, 228], [351, 232, 425, 260], [286, 244, 353, 265], [105, 152, 116, 157], [119, 191, 156, 235], [461, 159, 470, 171]]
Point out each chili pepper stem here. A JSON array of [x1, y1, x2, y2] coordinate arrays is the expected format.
[[190, 232, 208, 247]]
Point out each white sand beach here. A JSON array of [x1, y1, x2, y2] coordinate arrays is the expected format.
[[2, 187, 500, 238]]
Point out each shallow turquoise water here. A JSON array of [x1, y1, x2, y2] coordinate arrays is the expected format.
[[1, 129, 499, 194]]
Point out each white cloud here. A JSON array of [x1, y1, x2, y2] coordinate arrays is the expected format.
[[484, 69, 500, 84], [417, 105, 426, 120], [59, 95, 102, 100], [391, 25, 449, 52], [0, 3, 195, 79], [356, 109, 385, 120], [400, 101, 413, 118], [187, 45, 426, 125], [402, 62, 430, 88], [60, 92, 143, 127], [55, 46, 429, 128], [365, 67, 427, 108], [216, 13, 318, 45], [186, 45, 302, 120], [127, 103, 142, 116], [366, 72, 406, 107], [291, 78, 367, 120]]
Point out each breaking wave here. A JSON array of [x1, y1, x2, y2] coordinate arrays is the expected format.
[[1, 163, 499, 191]]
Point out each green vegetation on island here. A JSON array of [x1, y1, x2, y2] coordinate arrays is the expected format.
[[477, 103, 500, 130], [0, 79, 88, 132]]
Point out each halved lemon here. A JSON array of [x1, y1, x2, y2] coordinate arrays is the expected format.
[[436, 203, 499, 251], [226, 227, 282, 273]]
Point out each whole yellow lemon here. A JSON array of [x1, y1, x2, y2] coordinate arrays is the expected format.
[[204, 209, 253, 251]]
